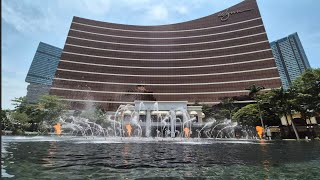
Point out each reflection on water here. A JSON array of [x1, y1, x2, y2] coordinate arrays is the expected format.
[[2, 136, 320, 179], [262, 160, 270, 180], [42, 141, 57, 167], [122, 144, 130, 166], [2, 143, 14, 178], [259, 140, 270, 180]]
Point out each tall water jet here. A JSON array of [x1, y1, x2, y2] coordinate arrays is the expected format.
[[170, 110, 176, 138], [216, 122, 238, 138], [130, 112, 142, 137], [178, 108, 196, 137], [198, 120, 216, 138], [161, 115, 170, 137], [54, 101, 259, 139]]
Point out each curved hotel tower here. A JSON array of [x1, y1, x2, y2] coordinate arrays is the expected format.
[[50, 0, 281, 110]]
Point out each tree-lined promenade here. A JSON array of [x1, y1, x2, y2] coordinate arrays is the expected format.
[[200, 69, 319, 139], [236, 68, 320, 127], [1, 69, 319, 137]]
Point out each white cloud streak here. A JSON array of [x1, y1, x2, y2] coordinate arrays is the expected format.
[[147, 4, 169, 21]]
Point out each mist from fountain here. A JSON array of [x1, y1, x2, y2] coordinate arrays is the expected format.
[[159, 115, 169, 137], [175, 117, 182, 138], [215, 122, 238, 138], [176, 108, 196, 137], [130, 112, 142, 137], [209, 119, 231, 136], [198, 120, 216, 138], [54, 103, 258, 140]]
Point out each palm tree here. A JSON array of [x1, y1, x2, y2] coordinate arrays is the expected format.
[[270, 88, 300, 140], [246, 84, 265, 130], [290, 69, 320, 122], [246, 84, 265, 99], [220, 97, 235, 121]]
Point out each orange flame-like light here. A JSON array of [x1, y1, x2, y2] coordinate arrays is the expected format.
[[256, 126, 264, 139], [183, 127, 190, 138], [53, 123, 62, 136], [126, 124, 132, 137]]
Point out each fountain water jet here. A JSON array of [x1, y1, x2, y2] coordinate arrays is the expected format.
[[54, 101, 258, 140]]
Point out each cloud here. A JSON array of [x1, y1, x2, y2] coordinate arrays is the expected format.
[[147, 4, 169, 21], [2, 0, 112, 35], [1, 0, 56, 34], [59, 0, 111, 16], [121, 0, 152, 6], [81, 0, 111, 15], [175, 6, 189, 15]]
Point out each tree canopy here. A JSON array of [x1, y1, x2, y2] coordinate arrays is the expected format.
[[2, 95, 67, 133]]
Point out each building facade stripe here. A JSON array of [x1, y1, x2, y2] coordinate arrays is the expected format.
[[52, 87, 272, 95], [72, 17, 262, 33], [65, 40, 268, 54], [56, 67, 277, 77], [70, 24, 264, 40], [62, 49, 272, 61], [59, 57, 274, 69], [68, 32, 266, 47], [60, 98, 256, 105], [54, 77, 280, 86]]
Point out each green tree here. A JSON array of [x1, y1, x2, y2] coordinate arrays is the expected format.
[[10, 111, 30, 134], [233, 103, 281, 127], [8, 95, 66, 133], [246, 84, 266, 127], [34, 95, 67, 125], [291, 68, 320, 118], [11, 97, 32, 114], [1, 109, 14, 130], [10, 111, 29, 124], [202, 104, 213, 119], [264, 87, 300, 140], [246, 84, 265, 99], [11, 96, 26, 109], [211, 97, 239, 122], [233, 104, 260, 126], [212, 108, 230, 121]]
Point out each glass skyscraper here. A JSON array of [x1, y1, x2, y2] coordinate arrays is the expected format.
[[270, 33, 311, 89], [25, 42, 62, 103]]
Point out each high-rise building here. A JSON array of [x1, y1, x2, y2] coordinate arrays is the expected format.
[[270, 33, 311, 89], [25, 42, 62, 103], [50, 0, 282, 110]]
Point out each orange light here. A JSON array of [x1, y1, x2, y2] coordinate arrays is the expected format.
[[53, 123, 62, 136], [125, 124, 132, 137], [256, 126, 264, 139], [183, 127, 190, 138]]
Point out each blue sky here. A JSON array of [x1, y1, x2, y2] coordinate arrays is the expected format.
[[2, 0, 320, 109]]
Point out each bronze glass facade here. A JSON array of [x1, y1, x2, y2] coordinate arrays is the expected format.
[[50, 0, 281, 110]]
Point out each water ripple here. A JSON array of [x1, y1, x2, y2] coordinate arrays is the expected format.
[[2, 136, 320, 179]]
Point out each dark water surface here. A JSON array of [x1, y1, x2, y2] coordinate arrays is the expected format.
[[2, 136, 320, 179]]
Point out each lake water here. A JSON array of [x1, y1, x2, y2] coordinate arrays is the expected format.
[[2, 136, 320, 179]]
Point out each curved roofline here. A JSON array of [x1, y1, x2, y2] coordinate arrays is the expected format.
[[73, 0, 249, 28]]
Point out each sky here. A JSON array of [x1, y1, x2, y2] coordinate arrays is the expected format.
[[2, 0, 320, 109]]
